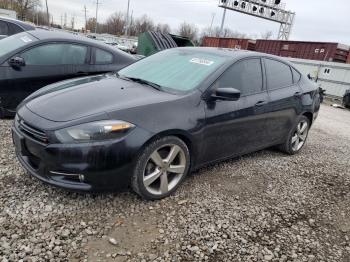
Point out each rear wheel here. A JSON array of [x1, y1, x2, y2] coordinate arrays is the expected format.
[[132, 136, 190, 200], [279, 115, 310, 155]]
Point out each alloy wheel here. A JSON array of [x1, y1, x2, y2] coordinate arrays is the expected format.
[[143, 144, 187, 196], [291, 120, 309, 152]]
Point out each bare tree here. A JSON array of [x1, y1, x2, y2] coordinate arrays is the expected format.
[[14, 0, 41, 20], [155, 23, 171, 34], [106, 12, 126, 35], [134, 15, 155, 35], [261, 30, 274, 40], [178, 22, 198, 41]]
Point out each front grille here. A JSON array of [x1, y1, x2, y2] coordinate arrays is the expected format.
[[18, 119, 48, 144]]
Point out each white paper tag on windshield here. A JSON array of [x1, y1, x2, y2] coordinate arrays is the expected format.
[[190, 58, 214, 66], [20, 36, 33, 43]]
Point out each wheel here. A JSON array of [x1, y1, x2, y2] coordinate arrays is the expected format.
[[0, 107, 5, 119], [279, 116, 310, 155], [132, 136, 190, 200]]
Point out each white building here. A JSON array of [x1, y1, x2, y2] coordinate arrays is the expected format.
[[290, 58, 350, 98], [0, 8, 17, 19]]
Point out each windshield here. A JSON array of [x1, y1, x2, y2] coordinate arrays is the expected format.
[[0, 32, 37, 57], [118, 49, 227, 92]]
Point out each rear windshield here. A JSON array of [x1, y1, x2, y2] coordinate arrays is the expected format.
[[0, 32, 37, 57], [118, 49, 227, 92]]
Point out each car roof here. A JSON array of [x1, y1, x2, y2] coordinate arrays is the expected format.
[[26, 30, 129, 54], [176, 46, 289, 62], [0, 17, 36, 30]]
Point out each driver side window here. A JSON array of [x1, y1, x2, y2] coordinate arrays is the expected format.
[[218, 58, 263, 96]]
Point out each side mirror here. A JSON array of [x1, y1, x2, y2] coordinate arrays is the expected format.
[[212, 87, 241, 101], [307, 73, 313, 80], [8, 57, 26, 68]]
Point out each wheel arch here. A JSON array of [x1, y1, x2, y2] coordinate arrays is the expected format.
[[302, 111, 314, 126], [138, 129, 195, 168]]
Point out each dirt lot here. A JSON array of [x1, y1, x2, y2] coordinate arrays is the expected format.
[[0, 105, 349, 262]]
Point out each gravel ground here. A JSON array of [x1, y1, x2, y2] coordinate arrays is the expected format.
[[0, 105, 349, 262]]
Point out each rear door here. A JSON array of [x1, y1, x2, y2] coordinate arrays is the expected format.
[[201, 58, 270, 164], [2, 42, 90, 111], [263, 58, 303, 145]]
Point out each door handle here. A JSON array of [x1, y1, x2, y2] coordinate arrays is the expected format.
[[294, 92, 303, 98], [255, 101, 267, 107]]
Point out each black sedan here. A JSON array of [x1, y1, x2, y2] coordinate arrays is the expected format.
[[0, 30, 136, 118], [0, 17, 35, 40], [13, 48, 320, 200]]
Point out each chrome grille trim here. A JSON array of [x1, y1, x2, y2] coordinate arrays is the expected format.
[[18, 119, 48, 144]]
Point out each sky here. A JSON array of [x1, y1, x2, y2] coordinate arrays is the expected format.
[[47, 0, 350, 44]]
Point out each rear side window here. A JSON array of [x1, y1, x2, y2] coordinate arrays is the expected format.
[[265, 59, 293, 90], [8, 23, 23, 35], [218, 58, 263, 96], [0, 21, 9, 35], [95, 49, 113, 64], [21, 43, 88, 65], [291, 67, 301, 83]]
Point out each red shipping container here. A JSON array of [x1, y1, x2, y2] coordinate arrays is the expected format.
[[255, 40, 349, 63], [202, 37, 256, 51]]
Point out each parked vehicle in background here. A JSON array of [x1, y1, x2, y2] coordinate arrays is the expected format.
[[0, 30, 136, 118], [343, 89, 350, 108], [0, 17, 35, 40], [13, 48, 320, 200]]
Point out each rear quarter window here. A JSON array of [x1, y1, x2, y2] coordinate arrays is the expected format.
[[95, 48, 114, 64], [265, 58, 293, 90], [291, 67, 301, 83]]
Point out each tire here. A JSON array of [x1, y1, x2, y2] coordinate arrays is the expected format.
[[279, 115, 310, 155], [131, 136, 191, 200], [0, 107, 5, 119]]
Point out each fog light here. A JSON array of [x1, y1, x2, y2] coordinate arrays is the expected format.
[[49, 171, 85, 182], [79, 174, 85, 182]]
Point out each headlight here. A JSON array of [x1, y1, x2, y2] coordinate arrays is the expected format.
[[55, 120, 135, 143]]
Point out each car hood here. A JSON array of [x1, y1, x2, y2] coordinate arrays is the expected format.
[[25, 74, 178, 122]]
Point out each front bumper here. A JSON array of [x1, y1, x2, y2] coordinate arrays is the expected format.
[[12, 122, 149, 192]]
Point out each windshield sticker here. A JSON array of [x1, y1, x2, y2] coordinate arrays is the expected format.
[[20, 36, 33, 43], [190, 58, 214, 66]]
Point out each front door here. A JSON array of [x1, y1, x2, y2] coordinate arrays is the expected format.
[[200, 58, 270, 164], [1, 43, 89, 112]]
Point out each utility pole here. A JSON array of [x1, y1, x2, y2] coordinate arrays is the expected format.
[[71, 15, 75, 30], [83, 5, 88, 31], [125, 0, 131, 36], [64, 13, 67, 29], [45, 0, 50, 28], [95, 0, 101, 34]]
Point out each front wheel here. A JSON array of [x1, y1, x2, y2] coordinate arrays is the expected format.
[[131, 136, 191, 200], [279, 116, 310, 155]]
